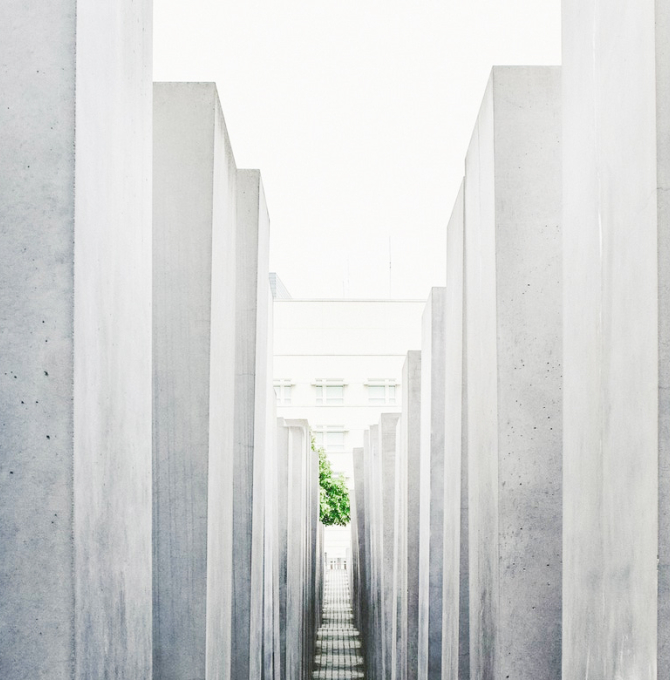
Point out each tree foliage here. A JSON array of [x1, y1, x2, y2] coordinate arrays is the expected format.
[[313, 439, 350, 526]]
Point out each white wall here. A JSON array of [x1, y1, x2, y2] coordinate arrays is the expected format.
[[273, 299, 425, 481]]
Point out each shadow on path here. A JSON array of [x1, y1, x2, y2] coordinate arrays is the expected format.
[[313, 568, 365, 679]]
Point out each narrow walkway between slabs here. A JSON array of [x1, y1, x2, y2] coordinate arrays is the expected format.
[[313, 567, 365, 679]]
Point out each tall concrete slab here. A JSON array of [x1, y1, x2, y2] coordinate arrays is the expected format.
[[379, 413, 401, 680], [441, 181, 469, 680], [152, 82, 237, 680], [465, 67, 562, 680], [0, 3, 152, 678], [418, 288, 447, 680], [262, 378, 279, 680], [562, 2, 670, 677], [284, 419, 310, 680], [232, 169, 272, 680], [353, 447, 368, 661], [276, 419, 290, 680], [392, 351, 421, 680]]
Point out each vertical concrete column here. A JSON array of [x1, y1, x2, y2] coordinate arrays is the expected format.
[[0, 2, 152, 678], [392, 416, 406, 680], [367, 424, 384, 680], [284, 420, 309, 680], [392, 351, 422, 680], [351, 485, 361, 625], [353, 447, 368, 661], [418, 288, 447, 680], [465, 66, 562, 680], [308, 424, 320, 678], [397, 351, 422, 680], [276, 419, 290, 680], [562, 2, 670, 676], [441, 181, 469, 680], [232, 169, 272, 680], [153, 83, 238, 680], [262, 381, 278, 680], [379, 413, 401, 679]]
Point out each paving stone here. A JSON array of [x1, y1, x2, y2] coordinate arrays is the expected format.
[[313, 568, 366, 679]]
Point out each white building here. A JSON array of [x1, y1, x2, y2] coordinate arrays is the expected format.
[[272, 277, 425, 562]]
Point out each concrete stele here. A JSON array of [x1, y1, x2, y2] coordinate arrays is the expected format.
[[352, 446, 369, 667], [152, 82, 237, 680], [562, 1, 670, 676], [465, 66, 562, 680], [441, 181, 469, 680], [0, 2, 152, 677], [392, 351, 421, 680], [232, 169, 272, 680], [418, 288, 447, 680], [379, 413, 401, 680]]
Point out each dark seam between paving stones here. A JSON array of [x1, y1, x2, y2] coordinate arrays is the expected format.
[[313, 568, 365, 679]]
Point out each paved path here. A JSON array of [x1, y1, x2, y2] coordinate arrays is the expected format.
[[313, 568, 365, 679]]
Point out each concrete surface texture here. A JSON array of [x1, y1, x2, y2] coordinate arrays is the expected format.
[[366, 423, 384, 680], [152, 82, 237, 680], [563, 2, 666, 678], [282, 419, 315, 679], [392, 351, 422, 680], [441, 181, 469, 680], [232, 168, 273, 680], [465, 66, 562, 680], [352, 446, 369, 664], [379, 413, 402, 680], [0, 1, 153, 677], [417, 288, 447, 680]]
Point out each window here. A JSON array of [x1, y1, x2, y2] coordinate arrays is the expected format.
[[273, 379, 293, 405], [366, 379, 397, 405], [314, 426, 346, 452], [314, 379, 345, 405]]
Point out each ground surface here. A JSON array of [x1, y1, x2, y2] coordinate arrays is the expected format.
[[313, 568, 364, 679]]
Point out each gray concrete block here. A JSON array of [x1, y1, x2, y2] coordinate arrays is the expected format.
[[418, 288, 447, 680], [465, 66, 562, 680], [276, 418, 319, 680], [368, 423, 384, 680], [394, 351, 422, 680], [232, 169, 272, 680], [563, 2, 670, 676], [379, 413, 401, 680], [353, 447, 368, 660], [0, 2, 152, 677], [152, 82, 237, 680], [441, 181, 469, 680], [276, 419, 290, 680]]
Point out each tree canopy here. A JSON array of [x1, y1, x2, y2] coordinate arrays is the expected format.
[[313, 440, 350, 526]]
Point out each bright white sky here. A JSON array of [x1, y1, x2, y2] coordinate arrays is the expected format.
[[154, 0, 561, 300]]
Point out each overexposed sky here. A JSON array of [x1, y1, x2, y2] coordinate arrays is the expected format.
[[154, 0, 560, 300]]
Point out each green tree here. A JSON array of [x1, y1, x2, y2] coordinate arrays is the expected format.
[[313, 439, 350, 526]]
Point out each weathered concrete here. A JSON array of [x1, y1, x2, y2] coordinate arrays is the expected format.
[[276, 419, 290, 680], [442, 181, 468, 680], [285, 419, 310, 680], [276, 418, 320, 680], [562, 2, 670, 677], [0, 2, 152, 677], [263, 380, 279, 680], [465, 66, 562, 680], [352, 447, 368, 658], [418, 288, 447, 680], [379, 413, 401, 680], [392, 351, 421, 680], [367, 424, 384, 680], [152, 82, 237, 680], [232, 169, 272, 680]]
